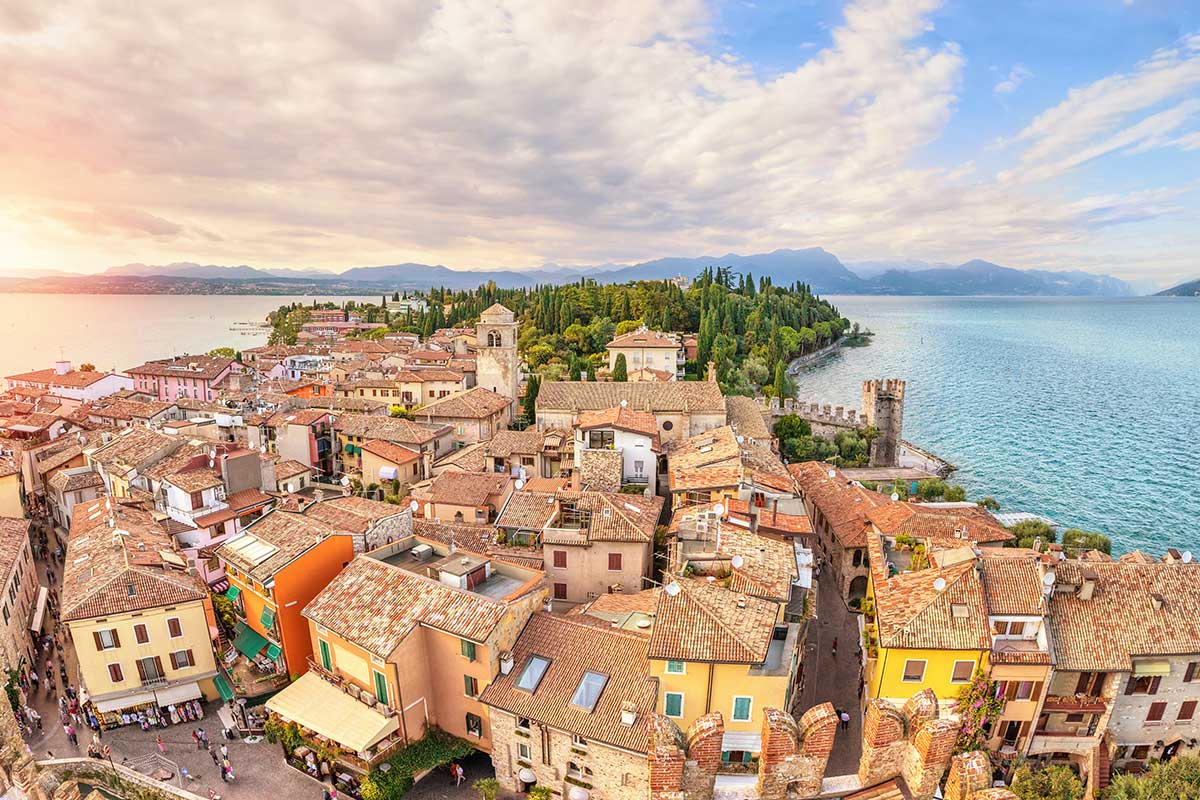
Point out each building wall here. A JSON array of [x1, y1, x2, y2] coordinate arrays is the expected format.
[[869, 647, 987, 708], [421, 625, 496, 751], [545, 540, 650, 606], [475, 318, 520, 413], [608, 345, 679, 375], [361, 450, 422, 488], [276, 424, 319, 471], [1109, 658, 1200, 765], [651, 659, 792, 737], [0, 536, 39, 672], [272, 534, 358, 676], [0, 475, 21, 519], [67, 598, 217, 704], [490, 708, 647, 800]]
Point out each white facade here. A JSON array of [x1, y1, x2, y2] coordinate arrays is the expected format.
[[574, 427, 656, 493]]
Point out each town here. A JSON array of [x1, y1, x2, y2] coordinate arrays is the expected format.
[[0, 292, 1193, 800]]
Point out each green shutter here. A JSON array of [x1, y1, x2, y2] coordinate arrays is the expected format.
[[319, 639, 332, 671], [260, 606, 276, 628], [733, 696, 751, 721], [464, 674, 475, 696], [214, 673, 235, 702], [373, 670, 388, 705], [224, 585, 241, 601], [461, 639, 476, 661], [665, 693, 682, 717]]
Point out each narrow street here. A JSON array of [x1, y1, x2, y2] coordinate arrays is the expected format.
[[799, 570, 865, 776]]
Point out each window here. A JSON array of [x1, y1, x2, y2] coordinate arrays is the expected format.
[[1126, 675, 1161, 695], [318, 639, 332, 671], [107, 663, 124, 683], [133, 623, 150, 644], [517, 742, 531, 762], [1185, 662, 1199, 683], [1179, 701, 1197, 721], [516, 717, 531, 733], [902, 659, 926, 682], [189, 490, 204, 510], [951, 660, 975, 683], [169, 649, 195, 670], [373, 670, 389, 705], [664, 692, 684, 718], [464, 675, 478, 697], [516, 655, 551, 692], [665, 660, 686, 675], [608, 552, 623, 571], [1131, 745, 1151, 760], [1014, 681, 1038, 701], [93, 629, 120, 650], [662, 421, 673, 431], [1146, 702, 1166, 722], [571, 671, 609, 711], [137, 656, 164, 682], [552, 550, 567, 569], [465, 712, 482, 737], [566, 762, 592, 781], [167, 617, 183, 638], [571, 734, 588, 750], [461, 639, 477, 661], [992, 620, 1026, 636], [587, 430, 614, 449], [1065, 713, 1085, 723], [732, 696, 753, 722], [553, 582, 567, 600]]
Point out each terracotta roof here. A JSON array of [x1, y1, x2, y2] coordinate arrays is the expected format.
[[6, 367, 112, 388], [274, 459, 311, 479], [35, 430, 109, 475], [725, 396, 772, 441], [48, 469, 104, 493], [301, 496, 407, 534], [165, 468, 223, 492], [0, 517, 30, 580], [412, 519, 498, 555], [667, 425, 793, 494], [424, 471, 512, 507], [867, 503, 1014, 546], [627, 368, 676, 382], [791, 461, 887, 548], [977, 557, 1044, 616], [725, 497, 812, 536], [496, 490, 662, 543], [334, 413, 447, 445], [484, 429, 570, 458], [432, 442, 487, 473], [126, 355, 234, 381], [1048, 560, 1200, 672], [416, 387, 509, 420], [87, 427, 180, 475], [265, 408, 330, 427], [606, 329, 680, 350], [61, 499, 207, 621], [479, 613, 659, 753], [361, 439, 421, 465], [216, 510, 341, 581], [522, 476, 571, 492], [303, 556, 511, 654], [583, 588, 661, 617], [192, 489, 275, 527], [873, 561, 991, 651], [576, 406, 659, 438], [0, 457, 17, 479], [479, 303, 514, 319], [647, 577, 778, 664], [536, 381, 726, 415]]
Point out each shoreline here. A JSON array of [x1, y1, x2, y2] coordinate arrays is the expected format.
[[786, 336, 848, 374]]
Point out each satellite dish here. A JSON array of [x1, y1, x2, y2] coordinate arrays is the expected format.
[[828, 469, 836, 478], [890, 492, 900, 502], [260, 444, 267, 453], [208, 458, 215, 468], [409, 500, 419, 512], [619, 399, 628, 407], [514, 479, 524, 490], [713, 503, 725, 516], [731, 555, 744, 569], [664, 581, 681, 597], [1183, 551, 1194, 564], [933, 577, 947, 592], [340, 476, 351, 487], [284, 482, 293, 493], [1042, 571, 1057, 587]]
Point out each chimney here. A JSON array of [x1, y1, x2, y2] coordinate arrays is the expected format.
[[54, 360, 72, 375], [499, 651, 514, 675], [1151, 592, 1165, 611], [706, 360, 717, 382], [1078, 567, 1098, 601], [620, 700, 638, 726], [313, 488, 324, 504]]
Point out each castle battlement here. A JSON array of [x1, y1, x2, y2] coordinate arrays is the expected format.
[[758, 397, 867, 429]]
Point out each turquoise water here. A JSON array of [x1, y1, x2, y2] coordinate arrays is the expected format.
[[794, 296, 1200, 555]]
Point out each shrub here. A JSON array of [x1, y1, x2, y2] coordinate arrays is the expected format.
[[360, 727, 476, 800], [473, 778, 501, 800], [529, 787, 554, 800], [1011, 764, 1084, 800]]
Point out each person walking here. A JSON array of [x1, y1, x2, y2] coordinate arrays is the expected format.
[[156, 734, 165, 754], [831, 637, 838, 659], [198, 727, 208, 748], [219, 742, 228, 760], [65, 723, 77, 746], [209, 744, 221, 766], [191, 729, 201, 749], [839, 710, 851, 731]]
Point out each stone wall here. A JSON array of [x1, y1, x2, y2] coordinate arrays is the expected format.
[[361, 508, 415, 554], [579, 449, 623, 493]]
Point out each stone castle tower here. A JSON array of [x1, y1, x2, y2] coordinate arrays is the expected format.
[[475, 303, 520, 415], [861, 378, 905, 468]]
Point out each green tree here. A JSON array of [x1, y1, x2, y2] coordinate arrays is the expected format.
[[1061, 528, 1112, 556], [473, 778, 501, 800], [526, 344, 555, 369], [1104, 755, 1200, 800], [614, 318, 644, 336], [772, 362, 789, 399], [916, 478, 948, 500], [613, 353, 628, 382], [522, 374, 540, 423], [208, 347, 237, 358], [79, 362, 96, 372], [1011, 764, 1085, 800], [979, 496, 1001, 511], [1008, 519, 1057, 551], [944, 485, 967, 502]]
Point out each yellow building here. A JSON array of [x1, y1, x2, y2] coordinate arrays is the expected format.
[[666, 425, 796, 508], [0, 463, 21, 519], [359, 439, 423, 489], [62, 498, 220, 727]]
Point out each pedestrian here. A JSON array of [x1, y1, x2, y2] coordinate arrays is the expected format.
[[65, 723, 77, 746], [29, 671, 38, 690], [831, 637, 838, 658], [156, 734, 165, 754], [198, 727, 208, 747], [323, 790, 332, 800], [219, 743, 228, 759], [209, 744, 220, 766], [191, 729, 201, 749], [840, 710, 851, 731], [452, 762, 464, 786]]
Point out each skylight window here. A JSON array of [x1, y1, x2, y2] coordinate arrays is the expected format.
[[570, 671, 609, 712], [516, 655, 551, 692]]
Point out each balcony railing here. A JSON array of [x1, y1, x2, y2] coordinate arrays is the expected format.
[[306, 656, 397, 718], [1042, 694, 1110, 713], [623, 474, 649, 485], [141, 675, 169, 689], [1028, 732, 1098, 755]]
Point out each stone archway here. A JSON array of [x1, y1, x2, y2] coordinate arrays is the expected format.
[[849, 575, 868, 602]]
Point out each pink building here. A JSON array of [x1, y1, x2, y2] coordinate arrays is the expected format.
[[126, 355, 236, 402]]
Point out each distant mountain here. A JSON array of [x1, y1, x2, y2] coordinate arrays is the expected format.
[[845, 259, 952, 278], [9, 250, 1136, 296], [1157, 278, 1200, 297]]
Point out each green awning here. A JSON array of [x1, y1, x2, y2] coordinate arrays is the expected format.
[[224, 585, 241, 601], [265, 643, 282, 661], [232, 621, 268, 659], [214, 673, 235, 702], [260, 606, 276, 628]]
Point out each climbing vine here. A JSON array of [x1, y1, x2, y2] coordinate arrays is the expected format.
[[952, 670, 1004, 754]]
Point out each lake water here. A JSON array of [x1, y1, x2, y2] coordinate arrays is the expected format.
[[0, 294, 376, 377], [795, 296, 1200, 555], [1, 293, 1195, 554]]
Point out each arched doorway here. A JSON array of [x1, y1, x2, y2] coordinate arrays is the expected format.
[[849, 576, 868, 603]]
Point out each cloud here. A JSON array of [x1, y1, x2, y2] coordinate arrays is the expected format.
[[994, 64, 1032, 94], [0, 0, 1194, 281]]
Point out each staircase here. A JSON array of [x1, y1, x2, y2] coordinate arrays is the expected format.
[[1096, 742, 1111, 790]]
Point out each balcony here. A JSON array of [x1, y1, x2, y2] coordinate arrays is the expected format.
[[141, 675, 169, 689], [623, 474, 649, 485], [1028, 732, 1099, 755], [306, 656, 397, 718], [1042, 695, 1110, 713]]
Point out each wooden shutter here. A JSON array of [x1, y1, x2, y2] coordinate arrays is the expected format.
[[553, 550, 566, 568], [1146, 702, 1166, 722], [93, 631, 103, 651], [1030, 681, 1043, 702], [1149, 676, 1162, 695], [153, 656, 164, 676], [1179, 700, 1197, 721], [108, 663, 123, 683], [608, 552, 622, 571], [1185, 662, 1197, 683], [134, 624, 149, 644], [112, 629, 120, 648], [168, 617, 182, 637], [136, 659, 147, 681], [1075, 672, 1091, 694], [185, 649, 194, 667], [1124, 676, 1137, 695]]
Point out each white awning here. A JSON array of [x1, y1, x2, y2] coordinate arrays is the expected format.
[[267, 672, 399, 754], [155, 682, 203, 706], [29, 586, 48, 632], [721, 731, 762, 752], [93, 691, 157, 713], [1133, 660, 1172, 677], [379, 466, 398, 480]]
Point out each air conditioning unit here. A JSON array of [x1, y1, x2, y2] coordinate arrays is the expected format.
[[695, 520, 708, 533]]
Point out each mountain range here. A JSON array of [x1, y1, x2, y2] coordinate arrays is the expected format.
[[1156, 278, 1200, 297], [0, 248, 1140, 296]]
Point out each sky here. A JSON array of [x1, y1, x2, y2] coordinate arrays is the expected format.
[[0, 0, 1198, 288]]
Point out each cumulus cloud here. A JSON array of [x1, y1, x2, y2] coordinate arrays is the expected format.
[[0, 0, 1194, 280]]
